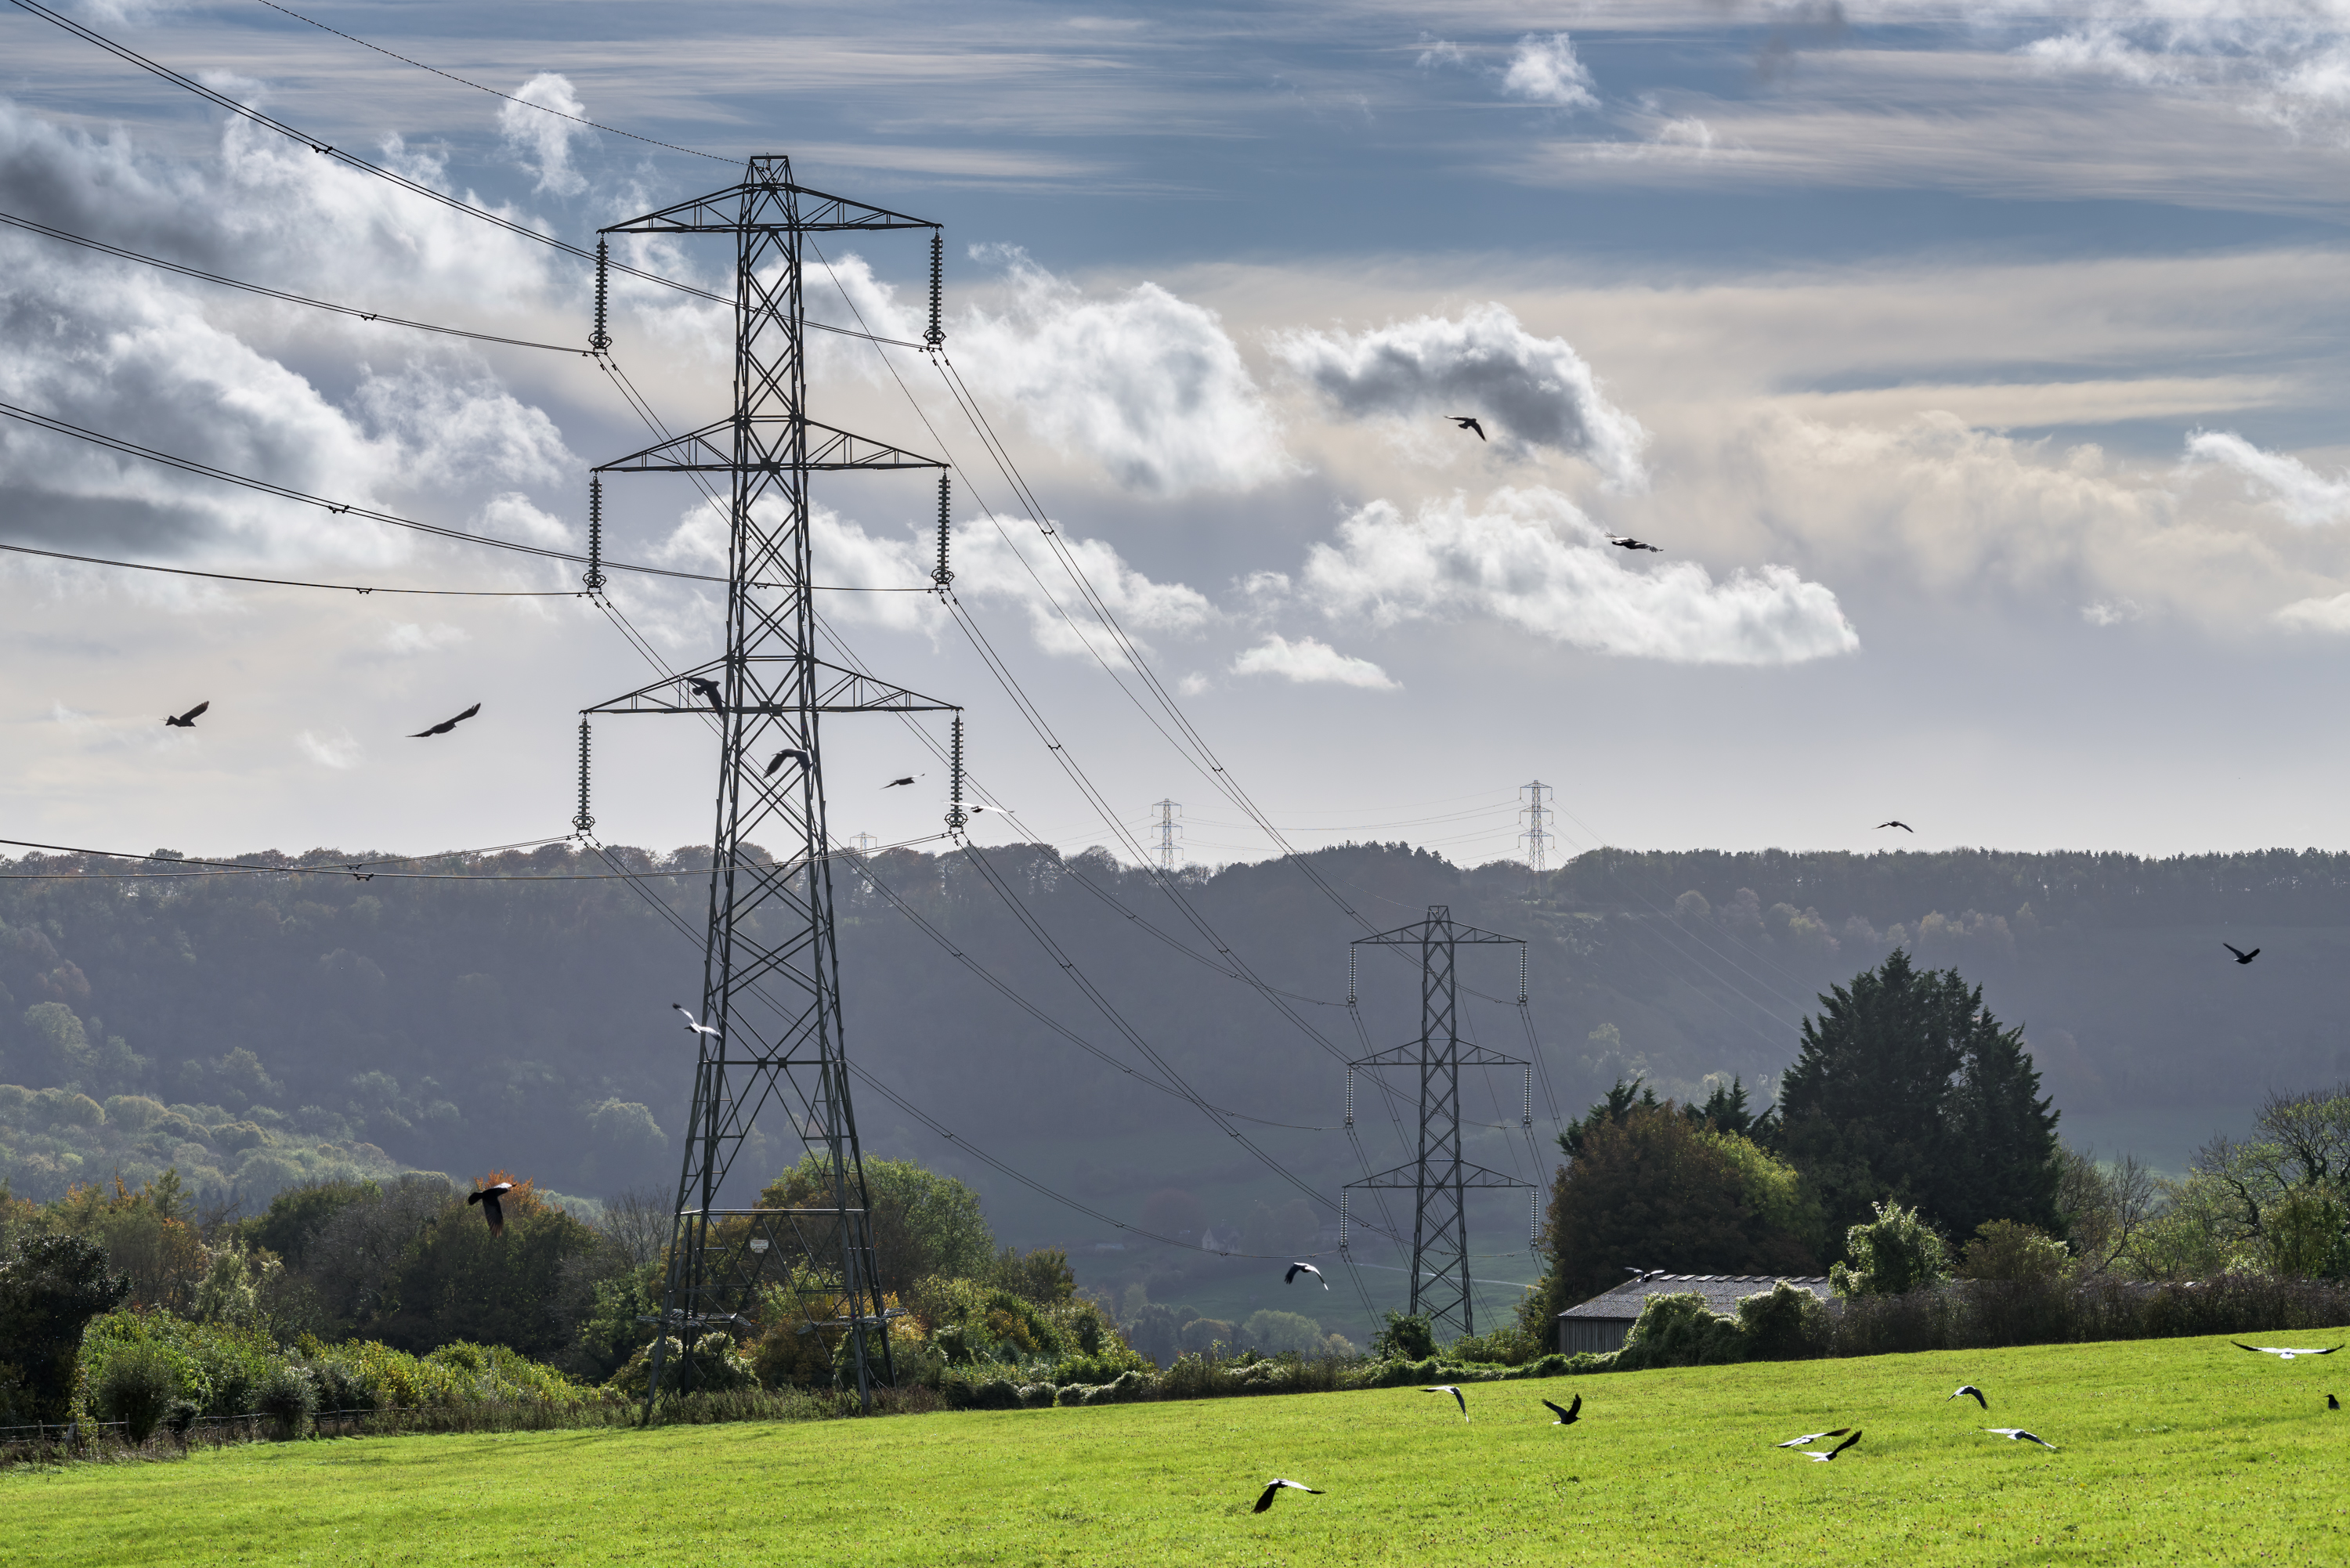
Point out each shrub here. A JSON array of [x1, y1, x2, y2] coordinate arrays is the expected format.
[[254, 1361, 317, 1439], [1611, 1292, 1747, 1371], [96, 1340, 181, 1442], [1958, 1219, 2073, 1284], [1372, 1311, 1436, 1361], [1831, 1200, 1950, 1297], [163, 1398, 200, 1438], [1735, 1281, 1827, 1360]]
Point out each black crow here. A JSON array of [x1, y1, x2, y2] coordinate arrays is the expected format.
[[884, 775, 917, 789], [1607, 535, 1662, 553], [1949, 1385, 1987, 1410], [2223, 942, 2261, 966], [2327, 1394, 2340, 1410], [1447, 416, 1486, 441], [687, 676, 724, 714], [1542, 1395, 1581, 1425], [1285, 1263, 1328, 1289], [1878, 821, 1914, 833], [409, 703, 480, 738], [163, 701, 209, 728], [468, 1180, 515, 1236], [1253, 1479, 1323, 1513], [765, 748, 809, 778]]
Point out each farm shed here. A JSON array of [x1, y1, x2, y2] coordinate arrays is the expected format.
[[1556, 1274, 1834, 1355]]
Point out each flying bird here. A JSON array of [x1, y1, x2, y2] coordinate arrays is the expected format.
[[1774, 1427, 1851, 1449], [1285, 1263, 1327, 1290], [884, 775, 917, 789], [764, 748, 808, 778], [2234, 1342, 2339, 1360], [1542, 1395, 1582, 1426], [687, 676, 724, 714], [1622, 1266, 1667, 1284], [1803, 1431, 1864, 1462], [1949, 1385, 1988, 1410], [1878, 821, 1914, 833], [163, 701, 209, 728], [1985, 1428, 2057, 1451], [409, 703, 479, 738], [1607, 534, 1662, 553], [1253, 1479, 1323, 1513], [468, 1180, 514, 1236], [346, 865, 374, 883], [673, 1003, 721, 1040], [1447, 415, 1486, 441], [2223, 942, 2261, 966], [1423, 1386, 1468, 1423]]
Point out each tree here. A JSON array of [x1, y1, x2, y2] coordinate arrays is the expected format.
[[1522, 1097, 1820, 1336], [1829, 1199, 1950, 1297], [2160, 1082, 2350, 1278], [755, 1154, 994, 1296], [370, 1176, 598, 1357], [1774, 949, 2059, 1245], [0, 1229, 131, 1423]]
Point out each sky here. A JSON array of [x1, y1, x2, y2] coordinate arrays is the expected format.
[[7, 1, 2350, 869]]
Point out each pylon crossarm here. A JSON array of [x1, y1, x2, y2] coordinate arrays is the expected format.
[[583, 659, 957, 716], [1347, 1160, 1534, 1190], [605, 179, 936, 235], [1349, 1042, 1528, 1070], [593, 416, 943, 474]]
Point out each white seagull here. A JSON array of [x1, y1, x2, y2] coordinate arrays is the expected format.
[[1423, 1386, 1468, 1423], [1774, 1427, 1851, 1449], [673, 1003, 721, 1040], [1285, 1262, 1328, 1290], [1986, 1428, 2058, 1450], [1253, 1479, 1323, 1513], [1802, 1431, 1863, 1462], [2234, 1342, 2341, 1360]]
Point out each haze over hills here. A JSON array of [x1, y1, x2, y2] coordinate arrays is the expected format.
[[5, 840, 2338, 1259]]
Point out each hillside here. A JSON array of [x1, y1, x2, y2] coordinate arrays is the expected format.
[[4, 841, 2343, 1271]]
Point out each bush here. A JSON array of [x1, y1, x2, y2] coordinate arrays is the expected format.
[[1734, 1281, 1828, 1360], [96, 1340, 181, 1442], [1958, 1219, 2073, 1284], [254, 1361, 317, 1439], [1372, 1311, 1436, 1361], [1611, 1293, 1747, 1371], [1831, 1200, 1950, 1297]]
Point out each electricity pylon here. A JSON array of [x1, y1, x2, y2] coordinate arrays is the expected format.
[[1343, 906, 1530, 1339], [582, 157, 956, 1414], [1518, 780, 1553, 873], [1152, 799, 1182, 871]]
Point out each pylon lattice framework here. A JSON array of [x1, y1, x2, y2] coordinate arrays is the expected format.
[[1342, 905, 1531, 1341], [582, 157, 956, 1413]]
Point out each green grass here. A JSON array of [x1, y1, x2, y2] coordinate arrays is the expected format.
[[8, 1329, 2348, 1565]]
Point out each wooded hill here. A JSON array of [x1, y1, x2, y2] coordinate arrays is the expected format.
[[3, 841, 2343, 1242]]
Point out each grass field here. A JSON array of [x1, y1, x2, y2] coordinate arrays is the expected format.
[[7, 1329, 2348, 1566]]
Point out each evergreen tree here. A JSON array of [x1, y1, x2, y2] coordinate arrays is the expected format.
[[1776, 949, 2059, 1245]]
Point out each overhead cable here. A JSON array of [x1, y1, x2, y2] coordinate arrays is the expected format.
[[0, 540, 583, 598], [248, 0, 736, 163]]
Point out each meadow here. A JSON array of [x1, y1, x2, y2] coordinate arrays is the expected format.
[[5, 1329, 2346, 1566]]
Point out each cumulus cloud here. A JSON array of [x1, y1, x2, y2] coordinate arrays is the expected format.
[[1501, 34, 1599, 110], [952, 249, 1292, 495], [2081, 598, 2142, 626], [298, 728, 363, 769], [1231, 634, 1399, 689], [1299, 487, 1857, 665], [497, 74, 594, 197], [1270, 304, 1649, 489], [956, 518, 1215, 661], [2184, 430, 2350, 525], [2272, 592, 2350, 632]]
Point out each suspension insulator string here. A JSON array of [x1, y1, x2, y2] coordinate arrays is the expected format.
[[573, 718, 595, 837], [586, 475, 608, 595], [591, 238, 613, 353], [1344, 1068, 1354, 1129], [931, 472, 953, 594], [945, 713, 967, 838], [924, 229, 945, 349], [1347, 945, 1358, 1006]]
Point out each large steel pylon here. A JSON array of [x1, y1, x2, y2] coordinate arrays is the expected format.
[[1343, 906, 1530, 1341], [584, 157, 955, 1413]]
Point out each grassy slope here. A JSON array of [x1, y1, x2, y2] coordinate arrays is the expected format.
[[7, 1331, 2348, 1566]]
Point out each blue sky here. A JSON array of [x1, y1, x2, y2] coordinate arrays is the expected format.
[[7, 1, 2350, 865]]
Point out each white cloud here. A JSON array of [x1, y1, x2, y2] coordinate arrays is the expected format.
[[497, 74, 594, 197], [1270, 304, 1649, 490], [2184, 430, 2350, 525], [2273, 592, 2350, 632], [955, 518, 1215, 661], [380, 623, 472, 656], [298, 728, 363, 769], [2081, 598, 2142, 626], [952, 249, 1292, 495], [1300, 487, 1858, 666], [1501, 34, 1599, 110], [1416, 37, 1467, 70], [1231, 634, 1399, 689]]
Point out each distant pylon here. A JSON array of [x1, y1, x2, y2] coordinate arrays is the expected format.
[[849, 833, 878, 857], [1518, 780, 1553, 873], [1152, 799, 1183, 871]]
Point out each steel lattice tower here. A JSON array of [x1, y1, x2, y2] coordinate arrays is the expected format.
[[1343, 906, 1530, 1339], [1152, 799, 1182, 871], [1518, 780, 1553, 873], [583, 157, 955, 1413]]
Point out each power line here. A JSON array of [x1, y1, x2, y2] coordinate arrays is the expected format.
[[0, 833, 952, 880], [0, 209, 591, 355], [0, 540, 583, 598], [248, 0, 736, 163]]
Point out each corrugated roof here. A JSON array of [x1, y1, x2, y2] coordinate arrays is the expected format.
[[1557, 1274, 1832, 1320]]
